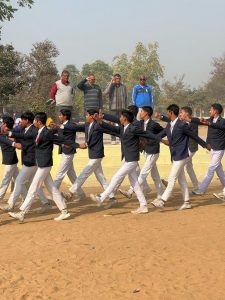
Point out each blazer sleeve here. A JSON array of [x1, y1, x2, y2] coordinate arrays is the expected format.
[[152, 122, 164, 133], [183, 124, 207, 148], [11, 130, 37, 140], [100, 122, 121, 137], [160, 115, 170, 123], [208, 120, 225, 131], [0, 135, 13, 146], [132, 125, 161, 142], [103, 113, 120, 124], [63, 123, 85, 132]]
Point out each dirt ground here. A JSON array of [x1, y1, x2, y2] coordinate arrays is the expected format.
[[1, 127, 225, 300]]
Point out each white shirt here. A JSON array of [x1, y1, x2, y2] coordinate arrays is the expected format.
[[24, 124, 33, 133], [60, 120, 68, 129], [123, 124, 130, 133], [170, 117, 178, 134], [144, 119, 150, 131], [213, 116, 219, 123]]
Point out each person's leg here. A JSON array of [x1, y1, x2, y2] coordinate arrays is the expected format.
[[0, 164, 18, 200], [69, 159, 101, 194], [54, 153, 73, 189], [151, 163, 164, 198], [178, 169, 190, 203], [7, 165, 33, 208], [109, 109, 117, 144], [66, 157, 86, 197], [93, 161, 114, 198], [44, 173, 67, 211], [98, 162, 138, 202], [128, 168, 147, 208], [19, 167, 50, 213], [200, 150, 225, 193], [161, 159, 187, 202], [185, 151, 199, 191]]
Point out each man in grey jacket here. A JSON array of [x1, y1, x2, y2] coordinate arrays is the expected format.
[[104, 74, 128, 144]]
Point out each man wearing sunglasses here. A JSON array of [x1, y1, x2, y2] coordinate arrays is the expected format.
[[132, 76, 154, 120]]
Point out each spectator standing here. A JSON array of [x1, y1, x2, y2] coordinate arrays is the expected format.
[[77, 74, 102, 112], [104, 74, 128, 144], [49, 70, 76, 118], [132, 76, 154, 120]]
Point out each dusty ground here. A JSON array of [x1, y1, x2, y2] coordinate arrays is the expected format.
[[1, 127, 225, 300]]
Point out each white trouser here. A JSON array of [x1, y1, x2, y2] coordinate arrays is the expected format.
[[185, 150, 199, 190], [54, 153, 85, 196], [112, 163, 149, 193], [200, 149, 225, 193], [161, 158, 190, 203], [0, 164, 26, 200], [136, 163, 150, 192], [129, 153, 163, 197], [8, 165, 48, 207], [20, 167, 66, 213], [100, 161, 147, 207], [69, 158, 113, 197]]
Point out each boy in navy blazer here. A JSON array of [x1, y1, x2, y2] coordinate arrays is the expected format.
[[90, 109, 161, 214], [9, 112, 71, 222], [151, 104, 210, 210], [0, 112, 51, 212], [0, 116, 26, 202], [64, 109, 116, 205]]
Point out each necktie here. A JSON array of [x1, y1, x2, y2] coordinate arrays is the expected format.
[[35, 132, 40, 145]]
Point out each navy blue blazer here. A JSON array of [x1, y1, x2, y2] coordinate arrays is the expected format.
[[57, 122, 85, 155], [139, 119, 164, 154], [65, 121, 112, 159], [11, 125, 38, 167], [161, 115, 199, 153], [0, 135, 18, 165], [159, 118, 207, 161], [100, 122, 160, 162]]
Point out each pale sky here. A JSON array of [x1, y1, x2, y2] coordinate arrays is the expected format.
[[2, 0, 225, 87]]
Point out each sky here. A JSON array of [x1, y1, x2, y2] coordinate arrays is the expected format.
[[1, 0, 225, 88]]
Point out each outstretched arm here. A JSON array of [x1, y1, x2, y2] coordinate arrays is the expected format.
[[183, 123, 209, 149]]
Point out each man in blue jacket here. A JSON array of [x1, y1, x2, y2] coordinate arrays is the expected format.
[[132, 76, 154, 120]]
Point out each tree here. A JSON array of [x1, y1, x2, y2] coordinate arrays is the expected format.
[[0, 44, 25, 112], [112, 42, 164, 104], [128, 42, 164, 101], [206, 53, 225, 104], [159, 75, 191, 111], [10, 40, 59, 115], [0, 0, 34, 37], [0, 0, 33, 21], [112, 53, 130, 84]]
